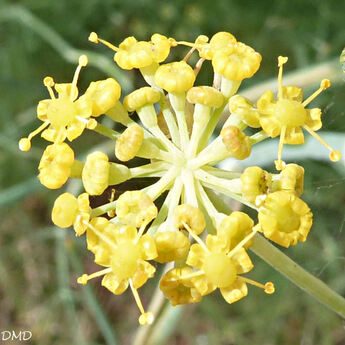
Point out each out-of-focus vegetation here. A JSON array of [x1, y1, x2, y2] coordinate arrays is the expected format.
[[0, 0, 344, 344]]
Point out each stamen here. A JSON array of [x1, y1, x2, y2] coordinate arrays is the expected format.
[[129, 279, 154, 325], [302, 79, 331, 107], [238, 276, 275, 294], [275, 125, 287, 171], [277, 56, 288, 100], [228, 225, 260, 258], [70, 55, 88, 101], [135, 220, 150, 243], [76, 116, 97, 129], [107, 189, 116, 218], [303, 125, 341, 162], [194, 58, 205, 77], [77, 267, 112, 285], [88, 32, 120, 52], [178, 270, 205, 281], [43, 76, 56, 99], [182, 221, 210, 253], [83, 220, 118, 250], [18, 120, 50, 151]]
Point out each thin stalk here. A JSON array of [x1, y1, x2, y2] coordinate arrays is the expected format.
[[92, 123, 120, 141], [251, 234, 345, 318], [130, 162, 171, 178]]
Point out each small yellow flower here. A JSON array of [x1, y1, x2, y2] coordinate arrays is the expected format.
[[221, 126, 251, 160], [212, 42, 262, 81], [277, 163, 304, 196], [51, 192, 90, 235], [37, 56, 93, 143], [241, 166, 272, 203], [186, 86, 224, 108], [258, 191, 313, 247], [115, 124, 144, 162], [197, 31, 237, 60], [123, 87, 161, 112], [115, 34, 172, 70], [89, 32, 173, 70], [155, 61, 196, 93], [173, 204, 206, 235], [217, 211, 254, 250], [83, 78, 121, 117], [153, 231, 190, 263], [116, 191, 158, 228], [228, 95, 261, 128], [80, 217, 157, 324], [82, 152, 110, 195], [160, 267, 203, 306], [254, 56, 340, 169], [38, 143, 74, 189]]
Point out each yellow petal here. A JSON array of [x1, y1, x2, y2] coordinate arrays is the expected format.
[[102, 273, 128, 295], [132, 260, 156, 289], [186, 243, 206, 270], [220, 279, 248, 304], [138, 234, 157, 260], [231, 247, 253, 274]]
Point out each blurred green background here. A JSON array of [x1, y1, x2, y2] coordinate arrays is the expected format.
[[0, 0, 344, 344]]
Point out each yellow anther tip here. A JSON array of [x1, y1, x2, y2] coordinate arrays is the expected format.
[[79, 55, 88, 66], [138, 312, 154, 325], [274, 159, 286, 171], [264, 282, 275, 294], [77, 274, 88, 285], [86, 118, 97, 129], [18, 138, 31, 152], [88, 32, 99, 43], [329, 150, 341, 162], [278, 56, 288, 66], [321, 79, 331, 90], [43, 76, 54, 87], [196, 35, 209, 44], [168, 37, 178, 47]]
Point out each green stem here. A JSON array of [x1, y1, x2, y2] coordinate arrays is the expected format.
[[0, 5, 132, 92], [146, 304, 184, 345], [130, 162, 171, 178], [159, 96, 180, 147], [201, 166, 241, 179], [92, 123, 120, 141], [70, 160, 84, 178], [143, 167, 179, 201], [249, 130, 270, 145], [197, 100, 227, 151], [251, 234, 345, 319], [194, 169, 242, 194]]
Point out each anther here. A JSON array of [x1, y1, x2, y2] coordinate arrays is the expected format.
[[264, 282, 275, 294], [129, 279, 154, 325], [77, 268, 112, 285], [88, 32, 99, 43], [303, 79, 331, 106], [43, 76, 56, 99], [107, 189, 116, 218], [18, 120, 50, 151], [88, 32, 119, 52], [277, 56, 288, 99], [303, 125, 342, 162], [182, 221, 210, 253]]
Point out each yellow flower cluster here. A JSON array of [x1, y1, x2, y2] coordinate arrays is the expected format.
[[20, 31, 341, 324]]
